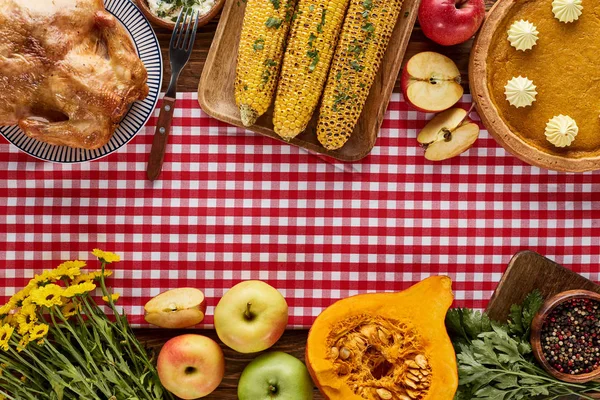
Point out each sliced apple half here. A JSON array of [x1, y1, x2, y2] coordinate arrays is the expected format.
[[144, 288, 207, 329], [401, 52, 464, 113], [417, 107, 480, 161]]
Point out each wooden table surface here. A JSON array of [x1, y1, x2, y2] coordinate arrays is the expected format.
[[139, 1, 496, 398]]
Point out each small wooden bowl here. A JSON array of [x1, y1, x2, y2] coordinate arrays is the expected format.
[[135, 0, 224, 30], [531, 290, 600, 383], [470, 0, 600, 172]]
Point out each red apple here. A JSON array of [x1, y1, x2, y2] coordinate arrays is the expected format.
[[401, 52, 464, 113], [157, 334, 225, 399], [418, 0, 485, 46], [417, 107, 480, 160], [144, 288, 206, 329]]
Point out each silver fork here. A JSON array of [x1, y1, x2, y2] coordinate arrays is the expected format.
[[147, 8, 199, 181]]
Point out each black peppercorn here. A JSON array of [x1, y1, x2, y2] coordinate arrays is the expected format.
[[540, 298, 600, 375]]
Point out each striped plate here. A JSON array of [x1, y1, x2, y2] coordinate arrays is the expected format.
[[0, 0, 163, 163]]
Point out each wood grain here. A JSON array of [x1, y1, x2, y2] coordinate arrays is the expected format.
[[136, 329, 323, 399], [485, 250, 600, 321], [147, 96, 176, 181]]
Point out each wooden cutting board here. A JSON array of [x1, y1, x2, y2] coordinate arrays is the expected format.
[[198, 0, 422, 162], [485, 250, 600, 320]]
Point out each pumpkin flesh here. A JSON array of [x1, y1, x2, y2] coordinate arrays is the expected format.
[[306, 276, 458, 400]]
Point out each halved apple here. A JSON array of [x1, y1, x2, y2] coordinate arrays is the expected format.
[[401, 52, 464, 113], [417, 107, 480, 161], [144, 288, 206, 329]]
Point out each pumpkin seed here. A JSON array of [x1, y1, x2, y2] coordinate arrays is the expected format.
[[420, 369, 429, 376], [415, 354, 428, 369], [331, 346, 339, 359], [406, 360, 419, 369], [405, 378, 418, 389], [376, 388, 393, 399], [406, 389, 419, 399], [406, 372, 419, 382], [354, 336, 366, 348], [340, 347, 351, 360], [409, 368, 420, 376]]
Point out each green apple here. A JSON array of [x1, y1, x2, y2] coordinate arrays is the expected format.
[[214, 280, 288, 353], [238, 352, 314, 400]]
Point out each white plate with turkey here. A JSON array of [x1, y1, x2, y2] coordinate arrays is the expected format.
[[0, 0, 162, 163]]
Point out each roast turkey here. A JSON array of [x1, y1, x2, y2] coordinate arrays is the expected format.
[[0, 0, 149, 149]]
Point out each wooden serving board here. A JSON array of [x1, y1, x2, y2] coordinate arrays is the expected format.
[[486, 250, 600, 321], [485, 251, 600, 399], [198, 0, 422, 162]]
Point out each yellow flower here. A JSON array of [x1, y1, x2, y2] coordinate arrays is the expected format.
[[60, 302, 80, 318], [0, 302, 14, 317], [3, 313, 17, 328], [32, 270, 59, 285], [30, 284, 64, 307], [0, 324, 14, 351], [102, 293, 120, 303], [72, 269, 112, 285], [92, 249, 121, 264], [28, 323, 48, 341], [63, 282, 96, 298], [16, 304, 37, 335], [55, 260, 85, 280], [17, 334, 30, 352], [9, 287, 31, 308]]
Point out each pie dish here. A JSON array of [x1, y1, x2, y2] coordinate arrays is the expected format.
[[470, 0, 600, 172]]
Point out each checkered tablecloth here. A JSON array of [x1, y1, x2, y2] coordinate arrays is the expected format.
[[1, 93, 599, 327]]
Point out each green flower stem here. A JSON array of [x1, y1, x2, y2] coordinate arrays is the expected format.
[[79, 294, 153, 399], [6, 345, 95, 400], [51, 306, 112, 396], [97, 262, 146, 375], [0, 346, 46, 390]]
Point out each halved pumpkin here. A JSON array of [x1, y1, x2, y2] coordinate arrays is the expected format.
[[306, 276, 458, 400]]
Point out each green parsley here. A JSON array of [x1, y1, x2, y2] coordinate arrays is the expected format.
[[347, 41, 362, 54], [362, 22, 374, 33], [447, 291, 600, 400], [265, 16, 283, 28], [253, 38, 265, 51], [269, 0, 280, 9], [309, 4, 315, 11], [243, 84, 248, 91], [261, 59, 278, 84], [350, 60, 363, 72], [361, 9, 369, 18], [264, 59, 278, 67], [307, 49, 320, 72], [404, 11, 409, 17], [332, 88, 354, 112], [335, 71, 342, 81], [362, 0, 373, 10], [316, 9, 327, 33], [308, 32, 317, 47]]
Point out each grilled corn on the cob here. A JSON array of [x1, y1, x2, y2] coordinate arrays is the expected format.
[[272, 0, 351, 139], [317, 0, 403, 149], [235, 0, 296, 126]]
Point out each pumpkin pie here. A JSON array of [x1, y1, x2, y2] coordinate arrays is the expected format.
[[486, 0, 600, 160]]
